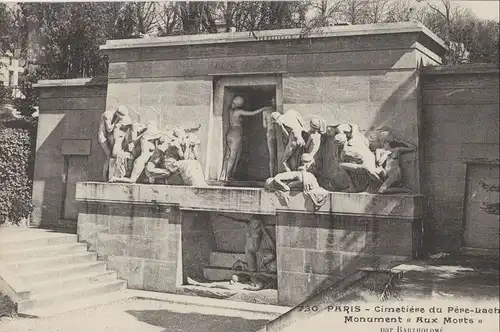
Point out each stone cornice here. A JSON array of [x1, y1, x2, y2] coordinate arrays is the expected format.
[[76, 182, 424, 220], [100, 22, 447, 55], [33, 77, 107, 88]]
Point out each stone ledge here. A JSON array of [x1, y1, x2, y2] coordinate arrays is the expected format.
[[100, 22, 445, 54], [0, 258, 31, 303], [33, 77, 108, 88], [422, 63, 500, 75], [76, 182, 424, 219]]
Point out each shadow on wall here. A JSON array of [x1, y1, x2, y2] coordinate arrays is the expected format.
[[32, 109, 106, 229], [126, 309, 269, 332]]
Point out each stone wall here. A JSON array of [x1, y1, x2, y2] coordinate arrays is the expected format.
[[100, 23, 446, 185], [276, 213, 414, 305], [421, 64, 500, 253], [31, 78, 108, 230], [75, 182, 422, 306], [78, 202, 183, 291]]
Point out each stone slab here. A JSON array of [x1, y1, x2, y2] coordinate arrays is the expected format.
[[76, 182, 424, 219], [100, 22, 445, 54], [61, 139, 91, 156]]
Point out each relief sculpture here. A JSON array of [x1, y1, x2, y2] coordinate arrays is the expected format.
[[100, 106, 207, 187]]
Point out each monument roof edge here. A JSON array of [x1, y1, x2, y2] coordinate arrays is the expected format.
[[422, 63, 500, 75], [100, 22, 445, 51], [33, 77, 108, 88]]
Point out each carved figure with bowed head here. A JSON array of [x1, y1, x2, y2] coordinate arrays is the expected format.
[[219, 96, 264, 181], [303, 116, 326, 167], [271, 110, 307, 172], [333, 131, 384, 193], [97, 107, 119, 180], [375, 131, 416, 194]]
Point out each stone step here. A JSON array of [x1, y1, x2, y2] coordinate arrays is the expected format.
[[18, 279, 127, 312], [209, 252, 246, 268], [0, 233, 78, 250], [8, 252, 98, 272], [19, 291, 131, 318], [29, 271, 118, 296], [0, 242, 88, 261], [20, 261, 108, 283], [203, 267, 277, 282]]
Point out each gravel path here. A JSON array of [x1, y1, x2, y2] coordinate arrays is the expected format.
[[0, 298, 271, 332]]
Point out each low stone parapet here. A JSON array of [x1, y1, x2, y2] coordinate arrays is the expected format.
[[75, 181, 424, 306], [76, 182, 423, 219]]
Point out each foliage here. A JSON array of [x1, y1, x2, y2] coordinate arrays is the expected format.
[[305, 0, 499, 65], [479, 180, 500, 216], [0, 291, 17, 319], [0, 118, 35, 225], [0, 1, 497, 86]]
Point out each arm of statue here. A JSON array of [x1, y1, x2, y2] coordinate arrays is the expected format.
[[306, 134, 321, 157], [279, 123, 289, 137], [292, 128, 306, 147], [184, 124, 202, 133], [375, 148, 388, 166], [392, 146, 417, 155], [103, 112, 115, 133], [236, 108, 265, 117], [128, 139, 155, 182], [301, 170, 315, 191], [174, 141, 185, 160]]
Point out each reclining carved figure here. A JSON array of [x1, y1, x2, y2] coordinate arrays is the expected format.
[[264, 154, 329, 208], [186, 215, 277, 292]]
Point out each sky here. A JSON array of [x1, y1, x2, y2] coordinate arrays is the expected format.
[[452, 1, 500, 22], [6, 0, 500, 22]]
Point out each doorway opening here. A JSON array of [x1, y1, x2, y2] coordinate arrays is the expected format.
[[222, 85, 276, 184]]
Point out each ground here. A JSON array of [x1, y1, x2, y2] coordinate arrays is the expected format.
[[0, 298, 271, 332]]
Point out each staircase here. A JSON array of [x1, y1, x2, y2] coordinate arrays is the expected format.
[[0, 227, 127, 317]]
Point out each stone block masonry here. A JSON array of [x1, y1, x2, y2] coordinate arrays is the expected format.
[[76, 182, 422, 306]]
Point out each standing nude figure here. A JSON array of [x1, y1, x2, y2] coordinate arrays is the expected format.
[[375, 131, 416, 193], [219, 96, 264, 182], [271, 110, 307, 172], [254, 97, 277, 176]]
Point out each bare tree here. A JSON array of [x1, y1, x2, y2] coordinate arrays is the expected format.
[[365, 0, 391, 23]]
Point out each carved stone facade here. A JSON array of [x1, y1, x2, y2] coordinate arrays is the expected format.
[[30, 24, 500, 305]]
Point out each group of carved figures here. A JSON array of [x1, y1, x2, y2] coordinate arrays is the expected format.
[[219, 96, 417, 206], [97, 99, 416, 292], [98, 106, 207, 186]]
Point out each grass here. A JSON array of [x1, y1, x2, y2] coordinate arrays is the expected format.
[[0, 291, 17, 319]]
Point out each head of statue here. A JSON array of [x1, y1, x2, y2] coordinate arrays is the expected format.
[[271, 96, 276, 107], [270, 112, 282, 123], [299, 153, 314, 171], [157, 135, 170, 152], [379, 131, 395, 145], [333, 133, 348, 146], [309, 117, 326, 134], [116, 106, 129, 117], [186, 133, 201, 146], [248, 217, 263, 229], [173, 127, 186, 140], [231, 96, 245, 109], [142, 121, 160, 140]]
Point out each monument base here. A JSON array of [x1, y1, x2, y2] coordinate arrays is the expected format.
[[76, 182, 423, 306]]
